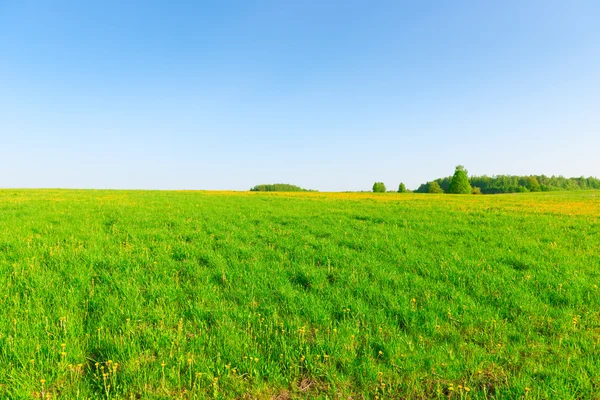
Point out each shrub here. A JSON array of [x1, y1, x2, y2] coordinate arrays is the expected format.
[[398, 183, 407, 193]]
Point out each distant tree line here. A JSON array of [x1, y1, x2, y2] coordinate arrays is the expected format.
[[250, 183, 316, 192], [252, 169, 600, 194], [373, 166, 474, 194], [415, 169, 600, 194]]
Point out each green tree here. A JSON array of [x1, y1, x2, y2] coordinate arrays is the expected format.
[[398, 183, 407, 193], [250, 183, 315, 192], [417, 173, 600, 194], [447, 165, 472, 194], [428, 181, 444, 193], [525, 176, 541, 192], [372, 182, 386, 193]]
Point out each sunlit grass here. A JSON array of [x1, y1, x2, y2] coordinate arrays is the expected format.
[[1, 189, 599, 398]]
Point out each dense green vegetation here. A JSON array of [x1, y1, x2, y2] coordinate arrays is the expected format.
[[416, 173, 600, 194], [447, 166, 472, 195], [1, 190, 599, 399], [250, 184, 314, 192], [372, 182, 386, 193], [427, 181, 444, 194]]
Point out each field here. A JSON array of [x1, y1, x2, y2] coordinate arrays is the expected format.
[[1, 190, 599, 399]]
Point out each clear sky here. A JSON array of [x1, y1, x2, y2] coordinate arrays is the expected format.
[[1, 1, 599, 191]]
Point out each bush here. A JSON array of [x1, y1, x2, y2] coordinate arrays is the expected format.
[[471, 186, 482, 195], [398, 183, 407, 193], [372, 182, 386, 193]]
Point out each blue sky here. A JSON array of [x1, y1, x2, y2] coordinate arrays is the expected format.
[[1, 1, 599, 191]]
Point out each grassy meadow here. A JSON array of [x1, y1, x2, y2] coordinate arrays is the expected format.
[[0, 189, 599, 399]]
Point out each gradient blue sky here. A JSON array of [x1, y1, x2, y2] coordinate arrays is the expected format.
[[1, 1, 599, 191]]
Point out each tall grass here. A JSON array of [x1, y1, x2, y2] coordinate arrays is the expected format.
[[0, 190, 599, 398]]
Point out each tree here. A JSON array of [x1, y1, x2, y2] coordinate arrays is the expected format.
[[416, 173, 600, 194], [372, 182, 386, 193], [398, 183, 407, 193], [428, 181, 444, 193], [525, 176, 541, 192], [250, 183, 314, 192], [447, 165, 472, 194]]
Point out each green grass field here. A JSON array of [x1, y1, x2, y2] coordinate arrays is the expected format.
[[1, 190, 599, 399]]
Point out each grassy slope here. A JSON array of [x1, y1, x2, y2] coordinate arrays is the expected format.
[[0, 190, 599, 399]]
